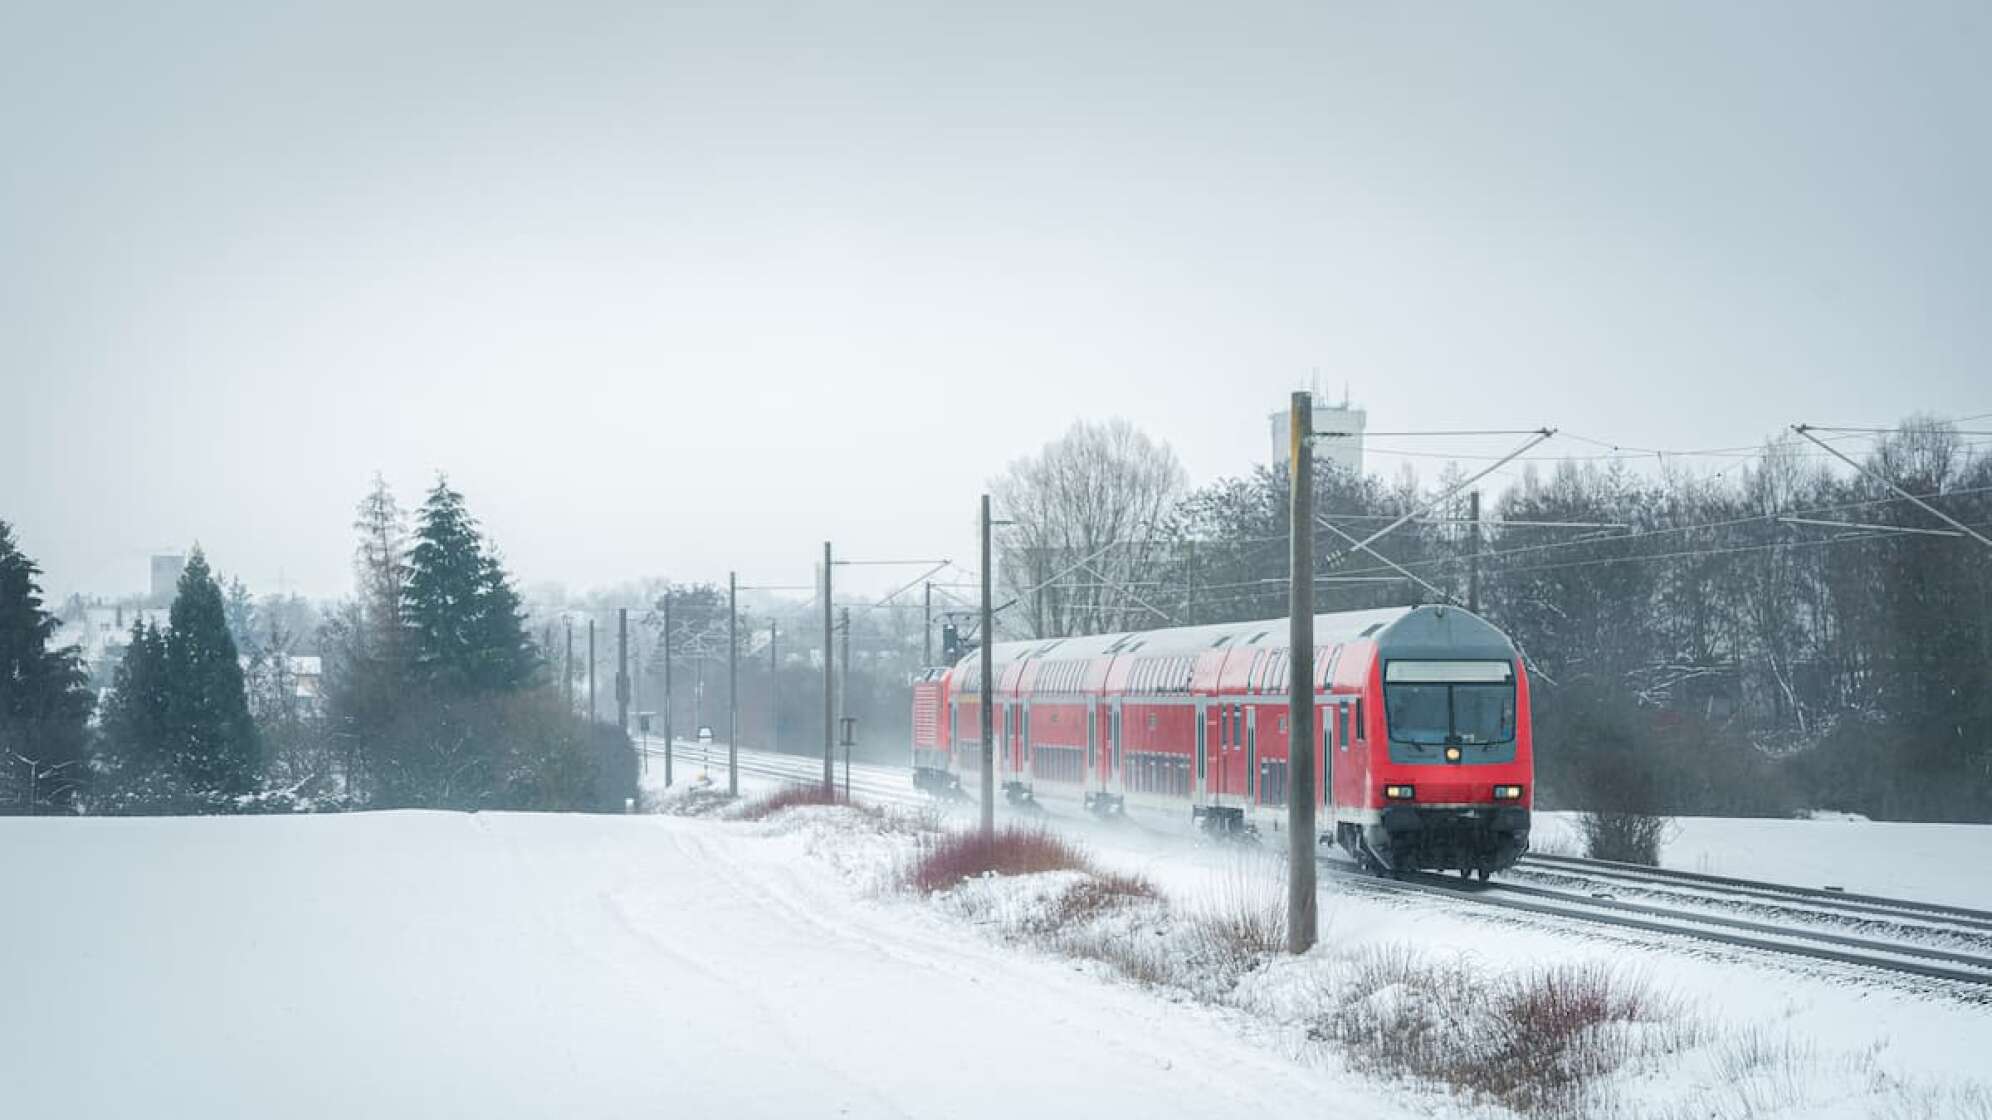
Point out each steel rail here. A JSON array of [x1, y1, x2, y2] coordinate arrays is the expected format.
[[1520, 852, 1992, 929], [652, 743, 1992, 988], [1321, 864, 1992, 991]]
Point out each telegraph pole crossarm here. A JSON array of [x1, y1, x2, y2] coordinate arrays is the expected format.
[[1321, 428, 1556, 570], [1791, 425, 1992, 550]]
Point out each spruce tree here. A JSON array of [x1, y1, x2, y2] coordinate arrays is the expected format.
[[164, 548, 261, 804], [100, 619, 172, 802], [405, 478, 537, 693], [470, 552, 538, 692], [0, 522, 93, 813]]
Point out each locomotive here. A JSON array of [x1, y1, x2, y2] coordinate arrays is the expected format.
[[910, 605, 1532, 878]]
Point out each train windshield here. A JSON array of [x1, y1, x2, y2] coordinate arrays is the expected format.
[[1384, 661, 1516, 748]]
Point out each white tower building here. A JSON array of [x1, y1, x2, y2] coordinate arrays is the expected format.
[[1269, 395, 1366, 475]]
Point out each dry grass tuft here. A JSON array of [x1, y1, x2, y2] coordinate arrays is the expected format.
[[1052, 870, 1160, 925], [1313, 950, 1690, 1116], [652, 781, 736, 817], [905, 825, 1093, 894], [735, 783, 854, 821]]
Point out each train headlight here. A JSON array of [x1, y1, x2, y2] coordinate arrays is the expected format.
[[1384, 784, 1415, 800], [1493, 784, 1524, 800], [1444, 745, 1463, 763]]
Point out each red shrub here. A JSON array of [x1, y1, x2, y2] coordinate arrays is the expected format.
[[905, 825, 1092, 894], [735, 783, 847, 821]]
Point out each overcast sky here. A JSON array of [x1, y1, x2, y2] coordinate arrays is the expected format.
[[3, 1, 1986, 603]]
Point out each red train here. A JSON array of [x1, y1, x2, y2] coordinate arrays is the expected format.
[[911, 605, 1533, 878]]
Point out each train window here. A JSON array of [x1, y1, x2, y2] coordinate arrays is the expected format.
[[1338, 703, 1350, 751], [1355, 697, 1366, 741], [1219, 705, 1229, 747]]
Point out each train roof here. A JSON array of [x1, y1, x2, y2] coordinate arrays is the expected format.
[[969, 604, 1515, 671]]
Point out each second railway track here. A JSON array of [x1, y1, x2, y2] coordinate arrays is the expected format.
[[645, 742, 1992, 992]]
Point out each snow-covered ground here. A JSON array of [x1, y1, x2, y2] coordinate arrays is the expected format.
[[0, 803, 1428, 1119], [1535, 810, 1992, 910], [5, 756, 1990, 1119], [652, 748, 1992, 1115]]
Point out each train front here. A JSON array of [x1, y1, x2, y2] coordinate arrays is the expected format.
[[1359, 608, 1533, 879]]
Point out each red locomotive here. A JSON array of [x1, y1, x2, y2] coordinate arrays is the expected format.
[[911, 605, 1533, 878]]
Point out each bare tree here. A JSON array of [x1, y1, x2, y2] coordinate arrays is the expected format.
[[992, 419, 1187, 638], [354, 472, 410, 668]]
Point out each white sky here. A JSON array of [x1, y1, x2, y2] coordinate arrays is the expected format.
[[4, 1, 1986, 602]]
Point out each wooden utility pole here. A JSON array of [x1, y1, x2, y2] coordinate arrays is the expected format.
[[979, 494, 996, 839], [1468, 489, 1482, 613], [633, 626, 645, 774], [822, 541, 835, 796], [587, 617, 597, 725], [616, 608, 630, 734], [662, 592, 673, 786], [840, 606, 852, 798], [1287, 390, 1319, 954], [728, 570, 739, 797]]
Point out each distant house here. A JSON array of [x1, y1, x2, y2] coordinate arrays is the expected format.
[[241, 653, 324, 718], [52, 606, 171, 690], [53, 609, 323, 717]]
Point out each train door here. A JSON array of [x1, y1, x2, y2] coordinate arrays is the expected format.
[[1245, 706, 1258, 804], [999, 703, 1012, 778], [1331, 698, 1356, 817], [1019, 703, 1031, 782], [1195, 700, 1209, 799], [1109, 699, 1124, 794], [1086, 700, 1099, 789], [1320, 702, 1332, 809]]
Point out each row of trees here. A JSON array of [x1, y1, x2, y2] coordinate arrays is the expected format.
[[991, 417, 1992, 821], [0, 522, 93, 811], [317, 476, 633, 811], [0, 475, 637, 815]]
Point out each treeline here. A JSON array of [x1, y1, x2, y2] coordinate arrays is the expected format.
[[996, 417, 1992, 822], [0, 477, 636, 815]]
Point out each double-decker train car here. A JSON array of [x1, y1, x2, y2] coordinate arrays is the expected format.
[[909, 605, 1532, 877]]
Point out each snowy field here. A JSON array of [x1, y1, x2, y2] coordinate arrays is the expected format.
[[0, 804, 1425, 1119], [1534, 810, 1992, 911], [6, 767, 1992, 1118]]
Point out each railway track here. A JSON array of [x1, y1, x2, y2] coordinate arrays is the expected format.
[[646, 742, 1992, 991], [1325, 863, 1992, 990], [1516, 851, 1992, 935]]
